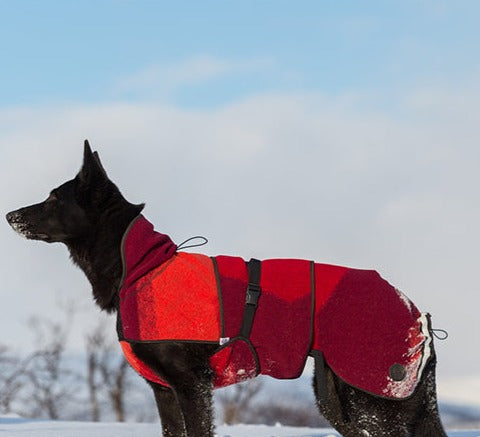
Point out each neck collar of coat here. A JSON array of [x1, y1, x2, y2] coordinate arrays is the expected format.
[[118, 215, 177, 291]]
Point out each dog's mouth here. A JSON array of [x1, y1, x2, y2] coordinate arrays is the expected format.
[[6, 212, 52, 242]]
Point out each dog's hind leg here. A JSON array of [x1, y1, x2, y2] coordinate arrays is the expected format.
[[313, 358, 447, 437], [150, 383, 187, 437], [410, 355, 447, 437], [313, 365, 358, 436]]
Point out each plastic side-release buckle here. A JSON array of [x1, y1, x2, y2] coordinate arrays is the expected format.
[[245, 283, 261, 306]]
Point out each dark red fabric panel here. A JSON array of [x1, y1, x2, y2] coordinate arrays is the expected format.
[[214, 256, 248, 340], [250, 259, 312, 379], [314, 269, 422, 397], [214, 257, 312, 380], [313, 263, 348, 310], [210, 339, 258, 387], [121, 216, 177, 289]]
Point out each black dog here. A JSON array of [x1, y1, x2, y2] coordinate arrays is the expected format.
[[6, 141, 447, 437]]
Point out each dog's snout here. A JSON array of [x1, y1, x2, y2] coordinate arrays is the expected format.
[[6, 210, 28, 233], [5, 209, 38, 240], [6, 210, 18, 224]]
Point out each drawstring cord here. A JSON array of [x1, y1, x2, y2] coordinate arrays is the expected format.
[[432, 328, 449, 340], [177, 236, 208, 251]]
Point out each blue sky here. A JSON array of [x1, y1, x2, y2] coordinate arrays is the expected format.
[[1, 1, 480, 403], [1, 1, 479, 107]]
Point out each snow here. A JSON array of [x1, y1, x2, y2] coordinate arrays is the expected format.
[[394, 288, 414, 313], [0, 417, 478, 437]]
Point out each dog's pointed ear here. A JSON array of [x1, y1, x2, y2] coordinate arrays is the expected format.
[[84, 139, 93, 161], [93, 151, 108, 177], [79, 139, 107, 183]]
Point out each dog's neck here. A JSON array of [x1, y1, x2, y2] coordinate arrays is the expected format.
[[119, 215, 178, 291], [68, 202, 143, 313]]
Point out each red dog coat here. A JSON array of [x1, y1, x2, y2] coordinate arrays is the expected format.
[[117, 216, 432, 399]]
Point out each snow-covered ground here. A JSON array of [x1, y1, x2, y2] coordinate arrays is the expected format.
[[0, 362, 478, 436], [0, 417, 478, 437]]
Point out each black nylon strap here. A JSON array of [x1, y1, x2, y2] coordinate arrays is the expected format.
[[239, 258, 262, 339]]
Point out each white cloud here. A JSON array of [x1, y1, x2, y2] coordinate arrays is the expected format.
[[114, 55, 275, 98], [1, 84, 479, 384]]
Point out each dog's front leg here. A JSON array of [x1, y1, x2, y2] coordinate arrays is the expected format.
[[131, 342, 216, 436], [172, 376, 215, 437], [150, 383, 187, 437]]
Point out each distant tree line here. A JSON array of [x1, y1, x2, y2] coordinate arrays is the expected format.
[[0, 303, 148, 422], [0, 305, 329, 427]]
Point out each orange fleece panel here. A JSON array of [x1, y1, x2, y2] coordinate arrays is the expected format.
[[133, 253, 221, 342], [120, 341, 168, 386]]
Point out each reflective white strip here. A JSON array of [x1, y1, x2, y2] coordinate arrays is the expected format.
[[417, 313, 433, 380]]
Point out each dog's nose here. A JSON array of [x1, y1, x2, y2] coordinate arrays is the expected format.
[[6, 211, 17, 224]]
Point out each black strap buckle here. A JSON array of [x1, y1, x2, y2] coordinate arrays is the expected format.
[[239, 258, 262, 339], [245, 283, 261, 306]]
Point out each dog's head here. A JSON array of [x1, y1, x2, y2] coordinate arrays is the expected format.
[[6, 140, 126, 244]]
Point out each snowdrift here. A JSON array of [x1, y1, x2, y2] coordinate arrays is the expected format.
[[0, 416, 479, 437]]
